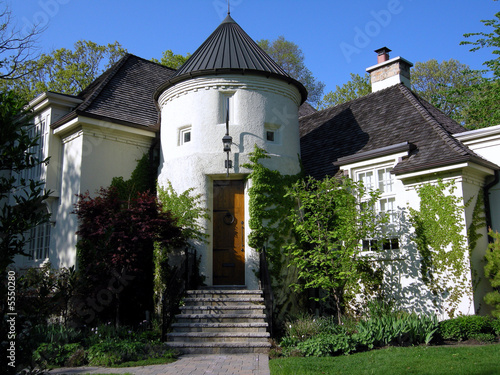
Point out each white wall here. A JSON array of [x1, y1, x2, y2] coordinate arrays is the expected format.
[[157, 74, 302, 288]]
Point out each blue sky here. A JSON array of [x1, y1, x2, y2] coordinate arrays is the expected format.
[[9, 0, 499, 96]]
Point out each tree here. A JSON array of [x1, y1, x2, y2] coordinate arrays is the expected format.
[[257, 36, 325, 105], [1, 40, 127, 101], [317, 73, 371, 110], [285, 175, 386, 323], [0, 2, 42, 80], [411, 59, 480, 120], [0, 91, 51, 273], [151, 49, 191, 69], [453, 10, 500, 129]]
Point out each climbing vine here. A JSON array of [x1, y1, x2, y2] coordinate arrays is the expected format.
[[409, 179, 472, 317], [242, 145, 302, 274]]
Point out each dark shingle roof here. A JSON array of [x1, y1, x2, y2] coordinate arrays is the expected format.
[[52, 54, 176, 130], [299, 84, 498, 179], [155, 14, 307, 103]]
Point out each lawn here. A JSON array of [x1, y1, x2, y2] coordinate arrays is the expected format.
[[269, 344, 500, 375]]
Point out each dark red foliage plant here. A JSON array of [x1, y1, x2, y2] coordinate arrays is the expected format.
[[73, 187, 184, 326]]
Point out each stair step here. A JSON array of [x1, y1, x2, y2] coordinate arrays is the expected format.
[[183, 297, 264, 306], [171, 322, 268, 333], [175, 314, 266, 324], [166, 341, 271, 354], [180, 305, 264, 314], [167, 332, 270, 343]]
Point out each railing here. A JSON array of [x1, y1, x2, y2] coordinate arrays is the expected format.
[[161, 246, 197, 341], [259, 246, 275, 337]]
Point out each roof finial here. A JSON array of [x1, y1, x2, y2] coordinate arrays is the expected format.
[[228, 0, 230, 15]]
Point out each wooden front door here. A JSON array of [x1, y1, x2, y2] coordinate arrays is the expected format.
[[213, 180, 245, 285]]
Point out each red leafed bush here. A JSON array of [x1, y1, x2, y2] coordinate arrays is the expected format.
[[73, 187, 184, 325]]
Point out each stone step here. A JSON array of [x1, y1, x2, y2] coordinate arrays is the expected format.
[[166, 341, 271, 355], [167, 331, 270, 343], [170, 322, 268, 333], [180, 305, 265, 315], [185, 290, 263, 299], [183, 297, 264, 306], [175, 313, 267, 323]]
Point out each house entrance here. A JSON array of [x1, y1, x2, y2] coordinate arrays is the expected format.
[[213, 180, 245, 285]]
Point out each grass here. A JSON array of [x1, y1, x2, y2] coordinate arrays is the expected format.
[[270, 344, 500, 375]]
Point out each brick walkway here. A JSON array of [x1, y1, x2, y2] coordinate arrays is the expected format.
[[48, 354, 270, 375]]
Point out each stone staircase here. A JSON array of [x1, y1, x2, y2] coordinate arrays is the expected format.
[[166, 288, 271, 354]]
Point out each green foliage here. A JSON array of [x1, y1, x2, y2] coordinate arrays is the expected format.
[[438, 315, 498, 341], [1, 40, 127, 100], [484, 230, 500, 317], [111, 153, 157, 200], [409, 180, 470, 317], [317, 73, 371, 109], [151, 49, 191, 69], [449, 11, 500, 128], [280, 311, 439, 358], [0, 90, 51, 272], [411, 59, 480, 121], [257, 36, 325, 104], [157, 181, 210, 244], [297, 333, 356, 357], [33, 342, 83, 367], [285, 174, 386, 322]]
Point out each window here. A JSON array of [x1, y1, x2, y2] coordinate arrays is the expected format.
[[266, 131, 275, 142], [179, 126, 192, 145], [357, 165, 399, 251], [26, 222, 51, 261], [219, 92, 235, 124], [19, 118, 48, 183], [264, 123, 280, 144]]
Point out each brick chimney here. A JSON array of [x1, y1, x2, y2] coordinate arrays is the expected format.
[[366, 47, 413, 92]]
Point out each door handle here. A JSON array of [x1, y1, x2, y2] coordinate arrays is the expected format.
[[241, 221, 245, 252]]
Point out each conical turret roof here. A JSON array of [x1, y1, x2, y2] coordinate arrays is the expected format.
[[155, 14, 307, 103]]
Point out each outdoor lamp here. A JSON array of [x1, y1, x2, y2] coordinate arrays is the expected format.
[[222, 134, 232, 152]]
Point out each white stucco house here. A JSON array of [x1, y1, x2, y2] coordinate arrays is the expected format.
[[13, 15, 500, 318]]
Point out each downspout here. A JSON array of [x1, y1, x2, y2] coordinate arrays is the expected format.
[[484, 169, 500, 242]]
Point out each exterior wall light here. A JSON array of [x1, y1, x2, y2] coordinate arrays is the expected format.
[[223, 98, 232, 176]]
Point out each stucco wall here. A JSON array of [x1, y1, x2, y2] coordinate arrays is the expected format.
[[157, 74, 302, 288]]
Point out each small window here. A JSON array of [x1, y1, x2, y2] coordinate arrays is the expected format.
[[266, 131, 275, 142], [179, 127, 192, 145], [264, 123, 280, 144]]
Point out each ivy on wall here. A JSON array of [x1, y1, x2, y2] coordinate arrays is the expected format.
[[409, 179, 472, 317]]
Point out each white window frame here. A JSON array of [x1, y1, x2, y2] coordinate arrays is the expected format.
[[26, 222, 51, 261], [356, 164, 399, 251], [178, 126, 192, 146]]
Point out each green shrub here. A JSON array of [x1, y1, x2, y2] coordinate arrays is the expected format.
[[470, 333, 497, 343], [439, 315, 492, 341], [297, 333, 356, 357], [33, 342, 83, 367]]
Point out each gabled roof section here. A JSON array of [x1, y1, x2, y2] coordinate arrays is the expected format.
[[52, 54, 176, 130], [299, 84, 499, 179], [155, 14, 307, 103]]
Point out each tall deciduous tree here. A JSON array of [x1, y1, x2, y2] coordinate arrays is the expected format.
[[151, 49, 191, 69], [411, 59, 480, 120], [1, 40, 127, 101], [257, 36, 325, 105], [285, 175, 386, 323], [0, 3, 42, 80], [317, 73, 371, 110], [0, 91, 51, 273], [453, 10, 500, 129]]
